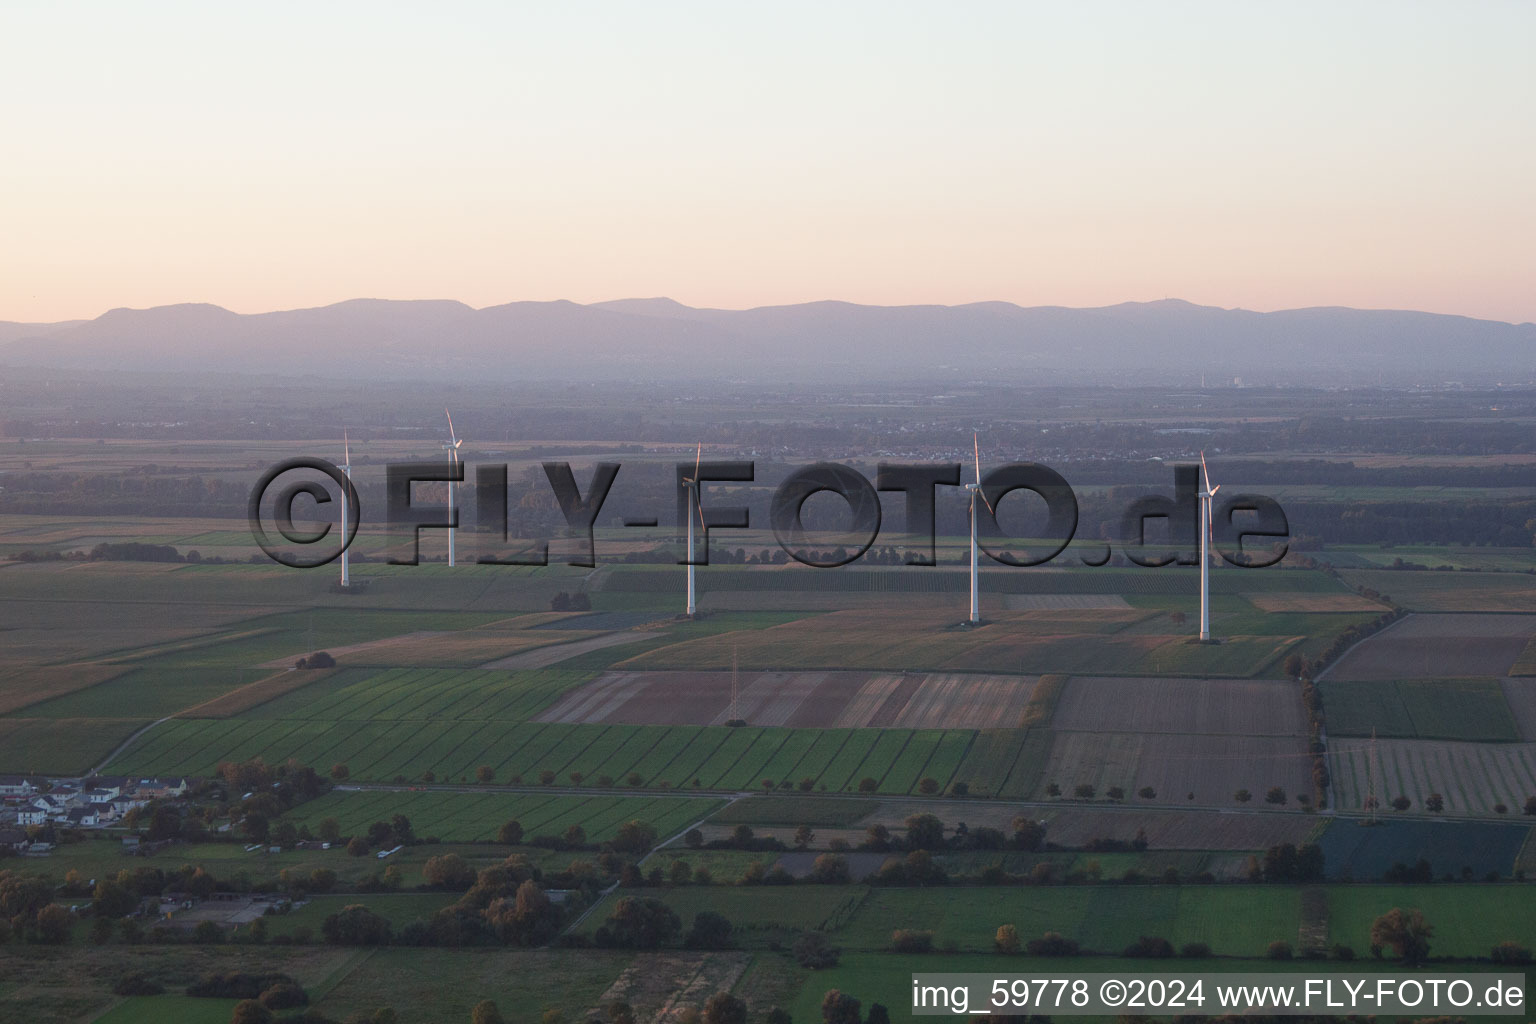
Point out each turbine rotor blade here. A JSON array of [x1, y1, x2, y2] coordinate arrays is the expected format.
[[445, 408, 457, 444], [343, 429, 349, 466], [973, 432, 982, 486]]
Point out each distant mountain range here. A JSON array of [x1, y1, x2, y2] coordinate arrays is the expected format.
[[2, 298, 1532, 385]]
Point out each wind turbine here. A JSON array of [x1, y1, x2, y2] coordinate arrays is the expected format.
[[442, 409, 463, 567], [1199, 451, 1221, 642], [680, 443, 706, 616], [964, 433, 994, 625], [339, 430, 352, 588]]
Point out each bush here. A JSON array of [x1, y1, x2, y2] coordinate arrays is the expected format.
[[258, 981, 309, 1010], [320, 905, 392, 946], [1122, 936, 1175, 958], [793, 929, 841, 969], [1491, 941, 1532, 964], [890, 929, 934, 953], [1266, 940, 1293, 960], [1025, 932, 1080, 957], [684, 910, 733, 950], [1179, 942, 1212, 958], [1331, 943, 1355, 960], [230, 1001, 273, 1024]]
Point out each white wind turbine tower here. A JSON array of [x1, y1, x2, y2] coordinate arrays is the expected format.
[[442, 409, 463, 567], [1199, 451, 1221, 642], [680, 444, 706, 617], [964, 433, 994, 626], [339, 430, 352, 588]]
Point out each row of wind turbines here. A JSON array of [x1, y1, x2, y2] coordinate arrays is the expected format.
[[340, 419, 1226, 642]]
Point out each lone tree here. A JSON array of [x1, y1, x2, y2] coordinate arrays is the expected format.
[[703, 992, 748, 1024], [995, 923, 1020, 953], [1283, 653, 1304, 678], [1234, 789, 1252, 803], [821, 990, 861, 1024], [1425, 793, 1445, 813], [1371, 907, 1433, 965], [1265, 786, 1287, 805]]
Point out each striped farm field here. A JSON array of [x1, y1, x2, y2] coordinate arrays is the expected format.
[[1329, 737, 1536, 817], [284, 789, 723, 843], [233, 667, 593, 722], [534, 669, 1038, 728], [949, 728, 1052, 798], [106, 717, 980, 795]]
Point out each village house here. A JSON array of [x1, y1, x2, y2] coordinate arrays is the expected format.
[[0, 775, 38, 799]]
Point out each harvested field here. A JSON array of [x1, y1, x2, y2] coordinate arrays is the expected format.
[[1338, 570, 1536, 612], [1037, 731, 1314, 808], [533, 669, 1037, 728], [1051, 676, 1306, 735], [1389, 613, 1536, 639], [1245, 592, 1389, 613], [482, 631, 655, 669], [1324, 613, 1536, 680], [1508, 636, 1536, 676], [1503, 678, 1536, 740], [0, 665, 126, 715], [1329, 737, 1536, 817], [178, 667, 339, 718]]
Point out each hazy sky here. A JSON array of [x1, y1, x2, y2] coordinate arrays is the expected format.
[[2, 2, 1533, 323]]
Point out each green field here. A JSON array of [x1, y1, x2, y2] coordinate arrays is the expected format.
[[1322, 678, 1523, 741], [95, 996, 240, 1024], [1325, 885, 1536, 957], [108, 719, 984, 796], [840, 885, 1302, 957]]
